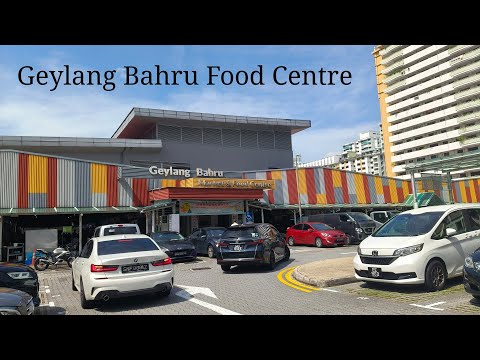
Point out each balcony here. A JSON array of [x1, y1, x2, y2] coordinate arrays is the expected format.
[[454, 86, 480, 100], [453, 73, 480, 88], [449, 48, 480, 67], [450, 59, 480, 78], [448, 45, 472, 56], [381, 50, 404, 66], [462, 136, 480, 146], [384, 79, 407, 94], [382, 59, 405, 75], [459, 123, 480, 135], [383, 45, 403, 57], [458, 109, 480, 124], [456, 99, 480, 112]]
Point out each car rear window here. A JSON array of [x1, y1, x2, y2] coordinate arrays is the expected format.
[[97, 238, 159, 255], [222, 227, 259, 239], [103, 226, 138, 236]]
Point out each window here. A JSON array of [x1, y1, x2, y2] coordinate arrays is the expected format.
[[339, 214, 350, 222], [373, 213, 388, 223], [466, 209, 480, 231], [292, 224, 303, 230], [97, 238, 159, 255], [432, 211, 467, 239], [80, 240, 93, 258], [94, 228, 100, 238]]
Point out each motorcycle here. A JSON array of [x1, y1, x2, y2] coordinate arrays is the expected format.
[[34, 245, 75, 271]]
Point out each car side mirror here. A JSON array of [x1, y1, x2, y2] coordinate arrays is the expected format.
[[446, 228, 457, 237], [201, 235, 206, 239], [308, 228, 314, 232], [287, 227, 290, 231]]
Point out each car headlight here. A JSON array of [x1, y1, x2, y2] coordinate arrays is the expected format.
[[0, 307, 21, 315], [355, 227, 363, 233], [465, 256, 474, 268], [393, 244, 424, 257], [320, 232, 330, 237], [7, 272, 33, 279]]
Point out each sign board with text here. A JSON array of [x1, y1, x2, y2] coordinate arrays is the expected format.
[[180, 200, 244, 215], [191, 178, 275, 190]]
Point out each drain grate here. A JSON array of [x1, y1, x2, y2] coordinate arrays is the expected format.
[[191, 267, 211, 270]]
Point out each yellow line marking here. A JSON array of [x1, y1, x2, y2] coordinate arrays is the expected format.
[[284, 268, 321, 291], [277, 268, 311, 293]]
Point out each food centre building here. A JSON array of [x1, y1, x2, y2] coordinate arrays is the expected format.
[[0, 107, 470, 263]]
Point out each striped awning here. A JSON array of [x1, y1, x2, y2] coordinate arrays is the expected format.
[[0, 206, 140, 215]]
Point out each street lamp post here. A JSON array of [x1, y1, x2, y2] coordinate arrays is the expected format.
[[295, 154, 302, 222]]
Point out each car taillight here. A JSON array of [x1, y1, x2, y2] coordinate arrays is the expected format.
[[219, 241, 229, 247], [90, 264, 118, 272], [152, 258, 172, 266]]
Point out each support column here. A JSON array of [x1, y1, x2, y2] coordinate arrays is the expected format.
[[293, 209, 297, 225], [410, 172, 418, 209], [151, 210, 155, 234], [79, 213, 83, 253], [0, 216, 3, 261], [446, 172, 454, 204], [261, 208, 265, 223]]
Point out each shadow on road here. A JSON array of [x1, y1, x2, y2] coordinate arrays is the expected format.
[[359, 276, 463, 294], [35, 305, 67, 315], [94, 287, 188, 313]]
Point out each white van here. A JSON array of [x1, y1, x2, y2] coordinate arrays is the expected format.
[[93, 224, 141, 237], [354, 204, 480, 291]]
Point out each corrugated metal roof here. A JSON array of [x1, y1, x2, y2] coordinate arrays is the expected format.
[[0, 206, 140, 215]]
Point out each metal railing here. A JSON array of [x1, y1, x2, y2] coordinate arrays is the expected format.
[[458, 109, 480, 123]]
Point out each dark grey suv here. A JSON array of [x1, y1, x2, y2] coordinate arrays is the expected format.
[[216, 223, 290, 271]]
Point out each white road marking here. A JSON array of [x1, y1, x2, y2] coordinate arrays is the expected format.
[[341, 252, 357, 255], [357, 297, 369, 300], [291, 249, 315, 253], [45, 289, 50, 294], [322, 288, 340, 293], [48, 301, 55, 307], [410, 301, 446, 311], [51, 295, 61, 298], [175, 284, 241, 315], [44, 286, 49, 289]]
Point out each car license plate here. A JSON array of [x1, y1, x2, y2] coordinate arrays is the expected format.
[[368, 267, 382, 278], [122, 263, 149, 273], [175, 251, 187, 256], [233, 245, 243, 251]]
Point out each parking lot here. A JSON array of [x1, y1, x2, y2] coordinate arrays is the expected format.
[[34, 246, 480, 315]]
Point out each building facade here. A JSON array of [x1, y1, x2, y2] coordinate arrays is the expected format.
[[338, 131, 385, 176], [298, 154, 341, 168], [374, 45, 480, 178]]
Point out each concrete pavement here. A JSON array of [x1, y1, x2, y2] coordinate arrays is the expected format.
[[292, 256, 358, 287]]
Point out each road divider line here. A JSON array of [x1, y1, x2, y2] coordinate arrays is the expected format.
[[340, 252, 357, 255], [285, 269, 320, 291], [322, 288, 340, 293], [277, 267, 312, 293]]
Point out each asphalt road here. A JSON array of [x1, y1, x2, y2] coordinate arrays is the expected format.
[[36, 244, 480, 315]]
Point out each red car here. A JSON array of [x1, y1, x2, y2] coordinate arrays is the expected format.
[[286, 222, 347, 247]]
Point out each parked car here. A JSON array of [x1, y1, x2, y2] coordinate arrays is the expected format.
[[71, 234, 174, 309], [92, 224, 140, 237], [217, 223, 290, 272], [370, 210, 401, 224], [286, 222, 347, 247], [188, 227, 226, 258], [463, 247, 480, 299], [0, 262, 40, 306], [308, 212, 377, 244], [150, 231, 197, 262], [354, 204, 480, 292], [0, 287, 35, 315]]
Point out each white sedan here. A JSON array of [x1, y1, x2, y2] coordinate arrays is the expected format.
[[72, 234, 174, 309]]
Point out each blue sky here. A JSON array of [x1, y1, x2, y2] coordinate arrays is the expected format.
[[0, 45, 379, 163]]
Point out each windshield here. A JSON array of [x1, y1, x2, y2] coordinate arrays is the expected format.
[[206, 229, 225, 237], [223, 227, 258, 239], [311, 223, 333, 231], [103, 226, 137, 236], [387, 211, 401, 218], [373, 211, 444, 237], [348, 212, 372, 221], [97, 238, 159, 255], [151, 233, 185, 243]]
